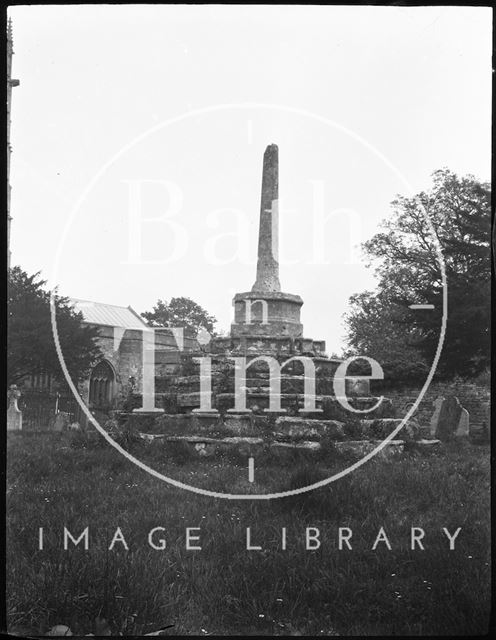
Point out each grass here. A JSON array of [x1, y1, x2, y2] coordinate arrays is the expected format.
[[6, 431, 491, 636]]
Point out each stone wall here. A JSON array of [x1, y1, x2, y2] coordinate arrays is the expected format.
[[385, 379, 490, 427], [80, 325, 198, 409]]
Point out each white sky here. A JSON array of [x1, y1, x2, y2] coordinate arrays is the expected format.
[[8, 5, 492, 354]]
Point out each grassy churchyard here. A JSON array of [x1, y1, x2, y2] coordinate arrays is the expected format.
[[6, 430, 491, 636]]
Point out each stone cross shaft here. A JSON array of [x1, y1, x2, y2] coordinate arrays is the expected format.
[[252, 144, 281, 292]]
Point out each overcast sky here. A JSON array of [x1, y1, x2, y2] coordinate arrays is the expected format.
[[8, 5, 492, 354]]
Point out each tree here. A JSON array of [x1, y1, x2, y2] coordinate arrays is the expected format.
[[7, 267, 102, 386], [346, 169, 491, 381], [344, 291, 429, 385], [141, 297, 217, 337]]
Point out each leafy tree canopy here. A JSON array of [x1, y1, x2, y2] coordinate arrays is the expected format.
[[7, 267, 102, 386], [345, 290, 430, 385], [141, 296, 217, 337], [345, 169, 491, 382]]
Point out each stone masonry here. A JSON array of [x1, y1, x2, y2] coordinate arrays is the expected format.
[[122, 144, 436, 461]]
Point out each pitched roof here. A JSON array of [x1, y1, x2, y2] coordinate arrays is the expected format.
[[70, 299, 149, 330]]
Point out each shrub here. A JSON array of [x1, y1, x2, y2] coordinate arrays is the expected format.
[[343, 417, 363, 439], [181, 355, 198, 377], [105, 418, 141, 448], [321, 398, 345, 421], [121, 393, 142, 412]]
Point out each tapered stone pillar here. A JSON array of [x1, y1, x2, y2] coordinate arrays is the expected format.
[[230, 144, 304, 341], [252, 144, 281, 292]]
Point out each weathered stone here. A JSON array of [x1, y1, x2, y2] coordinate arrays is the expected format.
[[334, 440, 404, 458], [153, 413, 194, 432], [221, 436, 265, 445], [217, 437, 266, 455], [456, 408, 470, 437], [470, 422, 490, 443], [429, 396, 445, 436], [252, 143, 281, 293], [319, 396, 392, 420], [7, 385, 22, 431], [177, 392, 202, 408], [193, 442, 216, 457], [164, 435, 224, 444], [191, 411, 221, 427], [139, 432, 164, 443], [274, 416, 345, 440], [230, 145, 306, 342], [50, 411, 70, 432], [270, 441, 321, 457], [175, 374, 222, 388], [412, 438, 442, 451], [159, 435, 265, 457], [360, 418, 418, 440], [223, 414, 253, 434], [435, 396, 464, 440], [48, 625, 73, 636], [217, 391, 378, 415]]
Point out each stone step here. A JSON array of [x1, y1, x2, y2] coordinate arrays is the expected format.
[[173, 374, 371, 397], [139, 433, 407, 460], [142, 434, 322, 458], [213, 392, 392, 417], [318, 396, 394, 419], [274, 416, 345, 440], [143, 434, 266, 457], [270, 441, 321, 458], [359, 418, 419, 440], [122, 410, 429, 446], [127, 412, 222, 433], [334, 439, 405, 458], [411, 438, 442, 451], [174, 373, 223, 387]]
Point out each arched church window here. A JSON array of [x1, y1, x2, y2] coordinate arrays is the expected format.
[[89, 360, 115, 408]]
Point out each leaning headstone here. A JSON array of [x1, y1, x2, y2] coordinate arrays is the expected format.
[[455, 408, 469, 437], [435, 396, 463, 440], [470, 403, 490, 443], [50, 411, 70, 432], [429, 396, 445, 437], [7, 385, 22, 431]]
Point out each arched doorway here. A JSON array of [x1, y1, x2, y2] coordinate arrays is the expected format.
[[89, 360, 115, 410]]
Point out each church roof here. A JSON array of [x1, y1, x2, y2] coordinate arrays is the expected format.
[[70, 299, 149, 330]]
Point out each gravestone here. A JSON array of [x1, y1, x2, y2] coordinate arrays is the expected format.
[[469, 403, 489, 443], [7, 385, 22, 431], [51, 411, 70, 432], [435, 396, 464, 440], [403, 401, 429, 438], [456, 408, 470, 437], [429, 396, 445, 437]]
